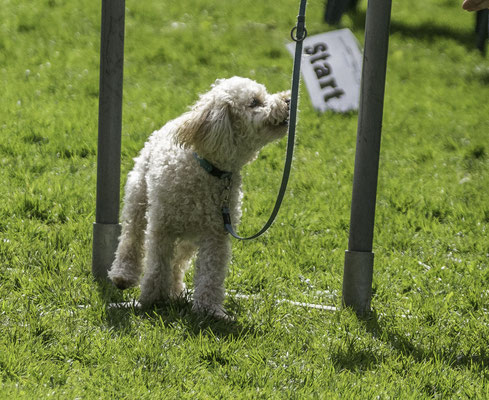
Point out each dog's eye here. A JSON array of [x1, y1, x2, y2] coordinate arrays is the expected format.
[[249, 98, 262, 108]]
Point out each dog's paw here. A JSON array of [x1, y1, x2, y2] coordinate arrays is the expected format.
[[192, 301, 232, 320], [138, 289, 169, 308], [108, 268, 139, 290], [169, 282, 187, 300]]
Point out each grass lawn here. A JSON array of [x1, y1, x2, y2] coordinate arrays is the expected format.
[[1, 0, 489, 398]]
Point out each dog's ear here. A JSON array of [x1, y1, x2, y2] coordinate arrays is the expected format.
[[175, 97, 234, 155]]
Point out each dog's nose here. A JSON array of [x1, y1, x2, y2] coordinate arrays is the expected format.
[[285, 98, 290, 108]]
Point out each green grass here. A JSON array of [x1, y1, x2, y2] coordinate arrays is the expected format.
[[1, 0, 489, 397]]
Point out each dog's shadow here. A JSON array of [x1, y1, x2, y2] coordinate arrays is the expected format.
[[97, 281, 255, 339]]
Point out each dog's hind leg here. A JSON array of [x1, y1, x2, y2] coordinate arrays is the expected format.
[[108, 163, 148, 289]]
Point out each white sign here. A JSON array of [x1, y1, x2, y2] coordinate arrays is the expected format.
[[286, 29, 362, 113]]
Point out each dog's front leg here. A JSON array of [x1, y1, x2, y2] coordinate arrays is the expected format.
[[192, 234, 231, 318]]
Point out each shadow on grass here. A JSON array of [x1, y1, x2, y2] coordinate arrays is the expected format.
[[328, 309, 489, 376], [363, 311, 489, 373], [96, 282, 256, 339], [349, 10, 476, 50], [96, 279, 126, 304], [329, 345, 381, 372]]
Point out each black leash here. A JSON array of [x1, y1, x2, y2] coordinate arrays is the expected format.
[[222, 0, 308, 241]]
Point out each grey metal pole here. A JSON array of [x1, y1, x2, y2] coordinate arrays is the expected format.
[[342, 0, 392, 316], [92, 0, 125, 280]]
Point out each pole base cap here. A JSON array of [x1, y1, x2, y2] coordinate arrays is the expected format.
[[92, 222, 121, 280], [342, 250, 374, 317]]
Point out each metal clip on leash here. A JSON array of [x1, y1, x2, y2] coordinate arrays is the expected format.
[[222, 0, 308, 240]]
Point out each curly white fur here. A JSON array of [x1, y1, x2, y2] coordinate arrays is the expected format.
[[107, 77, 290, 318]]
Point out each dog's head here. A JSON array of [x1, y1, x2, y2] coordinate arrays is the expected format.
[[175, 77, 290, 170]]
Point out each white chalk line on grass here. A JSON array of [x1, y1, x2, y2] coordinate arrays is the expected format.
[[106, 291, 338, 312], [230, 292, 338, 312]]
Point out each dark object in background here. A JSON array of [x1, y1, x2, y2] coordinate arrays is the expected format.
[[325, 1, 488, 55], [476, 9, 489, 54], [324, 0, 359, 25]]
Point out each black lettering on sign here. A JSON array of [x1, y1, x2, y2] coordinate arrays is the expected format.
[[305, 41, 345, 105], [314, 63, 331, 79], [320, 77, 345, 101], [319, 77, 337, 90], [304, 43, 328, 55], [324, 89, 345, 102], [309, 52, 330, 64]]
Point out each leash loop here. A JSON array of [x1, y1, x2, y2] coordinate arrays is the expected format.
[[290, 14, 308, 42], [290, 25, 308, 42], [223, 0, 307, 241]]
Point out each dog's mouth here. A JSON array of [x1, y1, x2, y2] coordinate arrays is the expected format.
[[268, 117, 289, 128]]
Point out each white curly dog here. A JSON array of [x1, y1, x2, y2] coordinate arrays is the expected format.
[[108, 77, 290, 318]]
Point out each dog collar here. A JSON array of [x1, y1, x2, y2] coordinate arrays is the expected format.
[[193, 153, 232, 180]]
